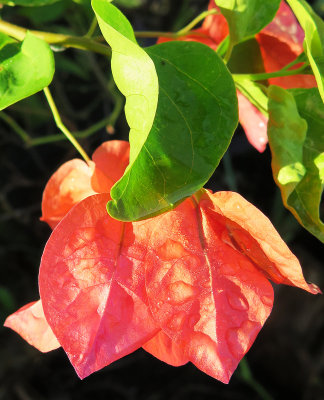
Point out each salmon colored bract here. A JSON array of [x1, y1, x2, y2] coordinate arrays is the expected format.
[[4, 140, 320, 384]]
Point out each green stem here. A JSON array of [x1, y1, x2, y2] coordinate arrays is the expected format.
[[176, 9, 218, 36], [85, 17, 98, 38], [0, 19, 110, 56], [0, 111, 31, 144], [238, 358, 274, 400], [233, 64, 309, 82], [30, 92, 124, 146], [223, 152, 237, 191], [223, 40, 234, 64], [43, 87, 90, 162], [135, 8, 218, 39]]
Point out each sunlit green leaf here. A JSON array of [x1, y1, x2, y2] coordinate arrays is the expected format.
[[268, 85, 324, 243], [92, 0, 158, 164], [108, 41, 238, 221], [234, 79, 268, 116], [215, 0, 281, 45], [1, 0, 60, 5], [0, 32, 55, 111], [286, 0, 324, 103]]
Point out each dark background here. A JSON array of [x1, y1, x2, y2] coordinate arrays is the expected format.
[[0, 0, 323, 399]]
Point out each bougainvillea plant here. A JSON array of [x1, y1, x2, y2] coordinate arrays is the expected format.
[[1, 0, 323, 386]]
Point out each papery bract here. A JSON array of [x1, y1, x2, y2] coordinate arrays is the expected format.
[[41, 140, 129, 228], [4, 300, 60, 352], [5, 140, 320, 384], [144, 190, 319, 383], [5, 140, 130, 351], [39, 193, 159, 379]]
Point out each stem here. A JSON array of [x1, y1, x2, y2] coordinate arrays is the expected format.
[[30, 92, 124, 146], [0, 19, 111, 56], [222, 152, 237, 191], [223, 40, 234, 64], [176, 9, 218, 36], [135, 8, 218, 39], [238, 358, 274, 400], [0, 111, 31, 144], [233, 64, 309, 81], [43, 87, 90, 162], [85, 17, 98, 38]]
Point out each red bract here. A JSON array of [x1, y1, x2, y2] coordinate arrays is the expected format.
[[5, 140, 320, 384], [41, 140, 130, 228], [158, 1, 316, 152]]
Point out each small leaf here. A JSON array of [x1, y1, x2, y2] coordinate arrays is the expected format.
[[92, 0, 158, 164], [108, 41, 238, 221], [0, 32, 54, 110], [4, 300, 60, 352], [268, 86, 324, 243], [286, 0, 324, 101], [39, 193, 159, 379], [215, 0, 281, 45]]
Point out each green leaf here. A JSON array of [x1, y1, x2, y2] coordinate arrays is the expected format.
[[234, 79, 268, 116], [227, 38, 265, 74], [109, 41, 238, 221], [92, 0, 158, 164], [1, 0, 60, 5], [268, 85, 324, 243], [0, 32, 55, 111], [286, 0, 324, 103], [18, 1, 69, 24], [215, 0, 281, 45]]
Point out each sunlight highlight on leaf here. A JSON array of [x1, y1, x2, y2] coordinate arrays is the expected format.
[[0, 32, 54, 110], [268, 85, 324, 243]]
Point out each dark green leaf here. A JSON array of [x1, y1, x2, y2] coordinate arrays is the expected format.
[[18, 1, 69, 24], [228, 38, 265, 74], [0, 32, 55, 110], [286, 0, 324, 103], [108, 41, 238, 221], [268, 85, 324, 243], [215, 0, 281, 45]]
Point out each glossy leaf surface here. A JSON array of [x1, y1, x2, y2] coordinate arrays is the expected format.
[[215, 0, 281, 45], [0, 32, 54, 110], [286, 0, 324, 101], [4, 300, 60, 352], [268, 86, 324, 243], [92, 0, 158, 164], [108, 41, 238, 221], [39, 193, 159, 379]]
